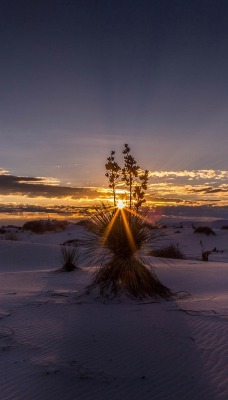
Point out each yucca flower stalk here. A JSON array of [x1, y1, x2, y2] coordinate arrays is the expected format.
[[83, 206, 173, 299]]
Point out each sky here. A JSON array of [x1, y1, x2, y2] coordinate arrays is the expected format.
[[1, 0, 228, 220]]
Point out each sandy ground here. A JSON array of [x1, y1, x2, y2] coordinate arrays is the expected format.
[[0, 221, 227, 400]]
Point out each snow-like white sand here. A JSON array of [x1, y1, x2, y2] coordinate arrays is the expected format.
[[0, 222, 227, 400]]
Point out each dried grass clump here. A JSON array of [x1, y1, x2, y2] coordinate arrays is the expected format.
[[194, 226, 216, 236], [23, 219, 68, 234], [150, 244, 184, 259], [59, 245, 80, 272], [3, 232, 19, 241], [76, 219, 96, 232], [83, 208, 173, 299]]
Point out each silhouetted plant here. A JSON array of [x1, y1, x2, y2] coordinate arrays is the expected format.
[[84, 207, 173, 299], [105, 144, 149, 211], [23, 219, 68, 233], [3, 232, 19, 241], [202, 251, 210, 261], [200, 241, 211, 261], [150, 244, 184, 259], [105, 151, 121, 207], [122, 144, 140, 209], [133, 169, 149, 212], [59, 245, 80, 272], [194, 226, 216, 236], [76, 219, 96, 232]]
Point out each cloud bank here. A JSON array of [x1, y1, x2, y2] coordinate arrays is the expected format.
[[0, 169, 228, 220], [0, 173, 104, 199]]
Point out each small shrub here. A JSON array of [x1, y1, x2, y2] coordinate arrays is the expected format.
[[62, 239, 79, 246], [221, 225, 228, 230], [76, 219, 96, 232], [160, 224, 167, 229], [4, 232, 19, 241], [202, 250, 211, 261], [194, 226, 216, 236], [59, 245, 80, 272], [200, 240, 212, 261], [150, 244, 184, 259], [23, 219, 68, 233]]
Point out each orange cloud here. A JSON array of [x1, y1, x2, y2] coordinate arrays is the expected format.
[[148, 169, 228, 180]]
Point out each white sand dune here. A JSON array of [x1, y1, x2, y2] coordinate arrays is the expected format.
[[0, 223, 227, 400]]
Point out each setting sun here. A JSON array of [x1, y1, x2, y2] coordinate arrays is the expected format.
[[117, 199, 126, 209]]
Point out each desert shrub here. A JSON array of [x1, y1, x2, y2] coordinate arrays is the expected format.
[[23, 219, 68, 233], [221, 225, 228, 230], [201, 250, 211, 261], [62, 239, 79, 246], [161, 224, 167, 229], [193, 226, 216, 236], [4, 232, 19, 241], [59, 245, 80, 272], [150, 244, 184, 259], [76, 219, 96, 232], [83, 207, 173, 299]]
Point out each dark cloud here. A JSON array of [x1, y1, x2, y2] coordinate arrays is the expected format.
[[0, 203, 93, 216], [158, 205, 228, 219], [0, 174, 103, 199], [190, 186, 228, 194]]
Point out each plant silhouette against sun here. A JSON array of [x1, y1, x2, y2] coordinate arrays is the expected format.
[[84, 206, 172, 299], [133, 169, 149, 212], [105, 151, 121, 207], [84, 145, 173, 300], [105, 144, 149, 211], [122, 144, 140, 209]]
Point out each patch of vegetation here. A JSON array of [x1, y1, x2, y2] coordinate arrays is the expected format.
[[3, 232, 19, 241], [193, 226, 216, 236], [81, 144, 175, 300], [150, 244, 184, 259], [201, 250, 211, 261], [59, 245, 80, 272], [62, 239, 79, 246], [221, 225, 228, 230], [83, 207, 173, 299], [76, 219, 96, 232], [23, 219, 68, 234]]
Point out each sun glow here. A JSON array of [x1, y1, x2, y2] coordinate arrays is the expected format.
[[120, 209, 136, 252], [102, 209, 120, 244], [117, 200, 126, 209], [102, 203, 149, 253]]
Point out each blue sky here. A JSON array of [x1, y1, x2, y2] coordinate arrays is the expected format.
[[1, 0, 228, 218]]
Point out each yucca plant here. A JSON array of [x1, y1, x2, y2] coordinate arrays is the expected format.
[[83, 207, 173, 299], [59, 244, 80, 272]]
